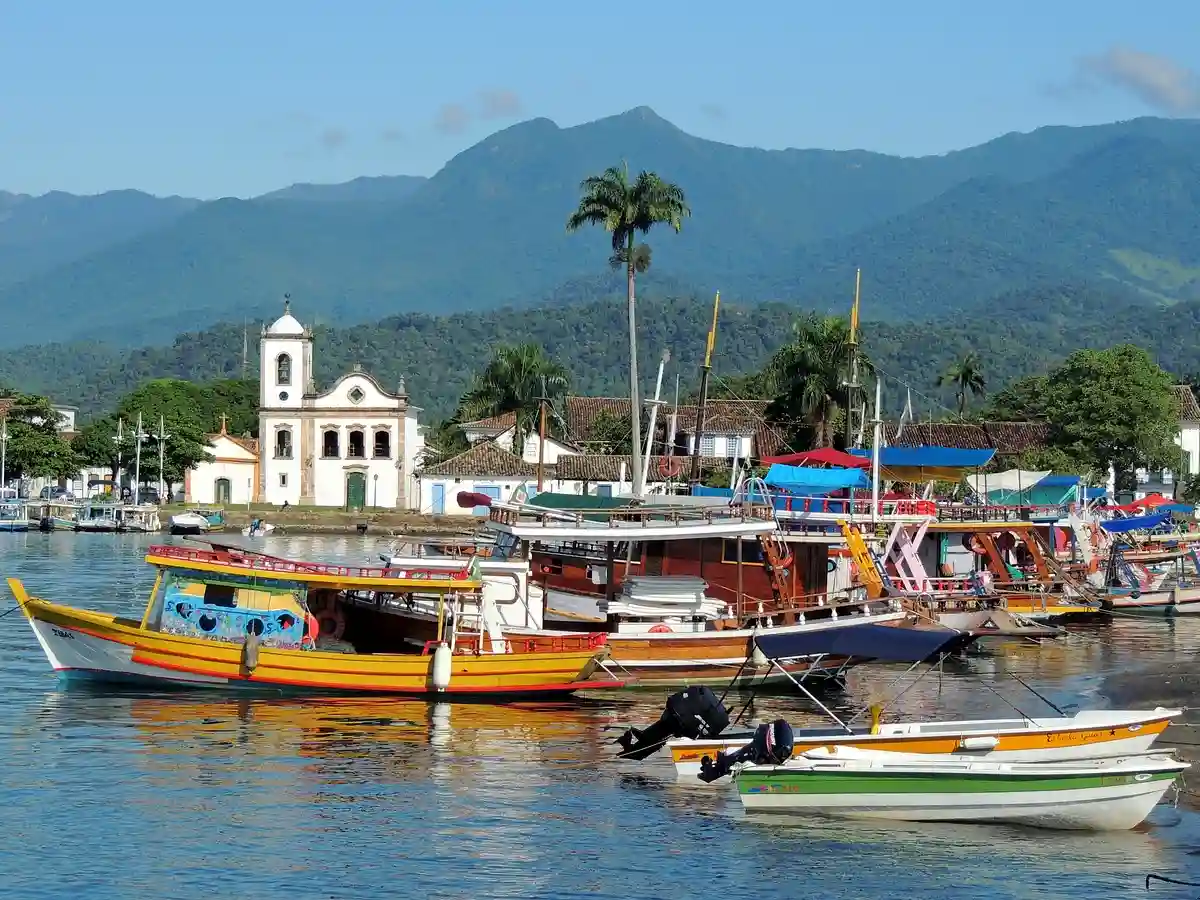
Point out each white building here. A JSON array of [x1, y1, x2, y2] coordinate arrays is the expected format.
[[1127, 385, 1200, 500], [458, 411, 580, 465], [258, 302, 424, 509], [417, 442, 540, 516], [185, 423, 259, 505]]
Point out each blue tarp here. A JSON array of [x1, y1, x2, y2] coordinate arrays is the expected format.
[[1099, 511, 1172, 533], [753, 623, 973, 663], [763, 464, 869, 495], [848, 446, 996, 469], [1084, 487, 1107, 500], [1037, 474, 1081, 488]]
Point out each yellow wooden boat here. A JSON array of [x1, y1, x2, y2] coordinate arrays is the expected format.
[[10, 543, 617, 698]]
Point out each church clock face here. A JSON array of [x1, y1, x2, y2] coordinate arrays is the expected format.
[[279, 391, 289, 402]]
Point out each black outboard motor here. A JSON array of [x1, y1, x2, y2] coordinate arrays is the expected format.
[[698, 718, 794, 783], [615, 685, 730, 761]]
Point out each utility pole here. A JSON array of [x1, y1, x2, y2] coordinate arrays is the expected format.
[[536, 376, 548, 492], [690, 292, 721, 486], [133, 413, 147, 505], [154, 415, 170, 503]]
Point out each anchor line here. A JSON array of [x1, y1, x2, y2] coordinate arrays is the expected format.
[[1146, 872, 1200, 889]]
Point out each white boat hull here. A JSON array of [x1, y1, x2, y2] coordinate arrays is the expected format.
[[739, 777, 1176, 830]]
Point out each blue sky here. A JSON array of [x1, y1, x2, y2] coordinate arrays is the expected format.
[[2, 0, 1198, 198]]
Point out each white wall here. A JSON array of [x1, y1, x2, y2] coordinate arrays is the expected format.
[[262, 415, 303, 505], [190, 461, 256, 504], [418, 476, 528, 516], [519, 433, 577, 464]]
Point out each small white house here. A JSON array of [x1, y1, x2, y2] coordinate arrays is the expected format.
[[458, 412, 580, 465], [418, 442, 541, 516], [1125, 384, 1200, 499], [550, 454, 731, 496], [185, 427, 259, 505]]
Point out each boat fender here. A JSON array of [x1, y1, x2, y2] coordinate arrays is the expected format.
[[431, 642, 452, 691], [957, 735, 1000, 752], [749, 641, 769, 668], [649, 623, 673, 634], [242, 632, 261, 673], [302, 613, 319, 649]]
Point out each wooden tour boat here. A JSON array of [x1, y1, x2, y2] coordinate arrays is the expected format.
[[10, 543, 618, 698]]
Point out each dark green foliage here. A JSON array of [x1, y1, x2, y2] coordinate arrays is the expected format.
[[1, 394, 80, 480]]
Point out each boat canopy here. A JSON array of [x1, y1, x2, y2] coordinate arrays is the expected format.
[[761, 448, 870, 469], [964, 469, 1087, 505], [763, 465, 868, 495], [1100, 511, 1171, 533], [752, 623, 970, 664], [848, 446, 995, 482]]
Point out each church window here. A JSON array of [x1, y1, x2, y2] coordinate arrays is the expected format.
[[276, 353, 292, 386], [348, 430, 365, 459], [348, 386, 365, 404], [274, 429, 293, 460], [279, 473, 288, 487], [373, 430, 391, 459], [322, 430, 340, 458]]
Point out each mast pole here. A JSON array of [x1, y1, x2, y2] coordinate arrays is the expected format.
[[871, 377, 882, 527], [845, 268, 862, 449], [690, 292, 721, 487], [536, 377, 548, 492], [640, 349, 671, 492]]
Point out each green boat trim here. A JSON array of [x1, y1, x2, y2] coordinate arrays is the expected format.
[[737, 769, 1181, 796]]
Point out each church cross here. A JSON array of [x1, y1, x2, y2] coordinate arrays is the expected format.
[[219, 413, 228, 433]]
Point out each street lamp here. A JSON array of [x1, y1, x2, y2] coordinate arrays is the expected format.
[[113, 418, 125, 499], [154, 415, 170, 503], [373, 473, 379, 509], [133, 413, 148, 505], [0, 417, 8, 495]]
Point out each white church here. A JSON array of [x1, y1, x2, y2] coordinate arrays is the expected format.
[[189, 301, 425, 509]]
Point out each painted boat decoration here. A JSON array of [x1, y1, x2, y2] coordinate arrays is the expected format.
[[9, 543, 619, 698], [734, 746, 1188, 831]]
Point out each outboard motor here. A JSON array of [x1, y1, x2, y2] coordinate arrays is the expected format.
[[697, 718, 794, 783], [615, 685, 730, 761]]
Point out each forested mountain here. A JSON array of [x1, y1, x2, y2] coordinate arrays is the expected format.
[[2, 109, 1200, 348], [5, 279, 1200, 423]]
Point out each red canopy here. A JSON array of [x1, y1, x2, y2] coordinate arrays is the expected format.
[[1113, 493, 1171, 512], [761, 448, 871, 469]]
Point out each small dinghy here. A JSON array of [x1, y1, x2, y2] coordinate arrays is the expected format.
[[734, 744, 1188, 831], [241, 519, 275, 537]]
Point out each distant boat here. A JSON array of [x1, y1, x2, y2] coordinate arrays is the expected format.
[[0, 500, 29, 532], [168, 508, 225, 535], [241, 519, 275, 537], [75, 502, 123, 532], [119, 505, 162, 533]]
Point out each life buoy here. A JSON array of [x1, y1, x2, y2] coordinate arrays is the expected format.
[[648, 623, 673, 633], [826, 559, 837, 573], [317, 604, 346, 642], [657, 457, 683, 478]]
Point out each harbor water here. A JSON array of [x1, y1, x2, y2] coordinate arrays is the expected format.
[[2, 532, 1200, 899]]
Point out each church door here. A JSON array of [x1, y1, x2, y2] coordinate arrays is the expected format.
[[345, 472, 367, 511], [215, 478, 232, 504]]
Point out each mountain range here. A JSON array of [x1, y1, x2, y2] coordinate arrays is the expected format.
[[3, 109, 1200, 351]]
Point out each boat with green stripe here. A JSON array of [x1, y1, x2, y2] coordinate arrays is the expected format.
[[735, 746, 1187, 830]]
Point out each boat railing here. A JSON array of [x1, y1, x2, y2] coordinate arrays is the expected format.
[[771, 496, 938, 520], [488, 503, 775, 529], [936, 503, 1074, 523], [147, 544, 476, 582], [705, 581, 875, 620]]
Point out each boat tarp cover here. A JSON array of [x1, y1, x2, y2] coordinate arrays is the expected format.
[[965, 469, 1051, 496], [763, 465, 869, 494], [1100, 511, 1171, 533], [761, 448, 870, 469], [753, 623, 968, 663], [849, 446, 996, 469]]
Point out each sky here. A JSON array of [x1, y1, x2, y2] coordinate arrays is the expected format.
[[2, 0, 1199, 199]]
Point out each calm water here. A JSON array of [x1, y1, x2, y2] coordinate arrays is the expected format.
[[2, 532, 1200, 899]]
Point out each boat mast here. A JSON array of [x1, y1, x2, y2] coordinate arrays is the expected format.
[[155, 415, 170, 505], [537, 377, 548, 492], [871, 377, 882, 527], [690, 292, 721, 488], [640, 349, 671, 493], [844, 268, 863, 449]]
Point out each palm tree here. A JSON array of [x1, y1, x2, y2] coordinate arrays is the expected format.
[[566, 164, 689, 495], [765, 314, 871, 449], [939, 352, 987, 415], [456, 343, 570, 443]]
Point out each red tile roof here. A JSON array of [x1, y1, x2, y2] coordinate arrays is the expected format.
[[881, 421, 1050, 455], [459, 411, 517, 432], [420, 441, 540, 478], [554, 454, 733, 483], [1175, 385, 1200, 421]]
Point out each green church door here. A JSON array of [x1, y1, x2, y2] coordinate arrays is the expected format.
[[345, 472, 367, 511]]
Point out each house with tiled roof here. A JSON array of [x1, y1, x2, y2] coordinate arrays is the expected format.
[[881, 421, 1051, 459], [564, 396, 783, 462], [417, 441, 543, 515], [184, 418, 261, 505], [1133, 384, 1200, 498], [553, 454, 733, 495], [458, 410, 581, 468]]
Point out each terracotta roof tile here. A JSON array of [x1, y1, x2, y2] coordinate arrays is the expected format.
[[880, 420, 1051, 455], [421, 441, 540, 478], [1175, 385, 1200, 421], [0, 398, 12, 418], [207, 432, 260, 455], [983, 422, 1051, 454], [459, 411, 517, 431], [554, 454, 733, 482]]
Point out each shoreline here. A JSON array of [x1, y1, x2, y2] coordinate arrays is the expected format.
[[161, 507, 479, 536]]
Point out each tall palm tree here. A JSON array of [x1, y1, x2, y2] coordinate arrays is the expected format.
[[765, 315, 871, 449], [939, 352, 987, 415], [456, 343, 570, 444], [566, 164, 689, 496]]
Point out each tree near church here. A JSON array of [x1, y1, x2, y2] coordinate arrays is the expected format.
[[0, 393, 81, 481], [566, 163, 690, 494], [939, 352, 987, 415], [456, 344, 570, 443], [765, 314, 871, 450]]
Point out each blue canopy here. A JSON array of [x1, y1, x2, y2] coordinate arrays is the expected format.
[[848, 446, 995, 469], [763, 464, 868, 495], [753, 623, 973, 663], [1099, 511, 1171, 533], [1037, 474, 1081, 488]]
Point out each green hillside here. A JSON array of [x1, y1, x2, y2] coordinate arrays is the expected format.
[[3, 110, 1200, 348], [4, 278, 1198, 423]]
